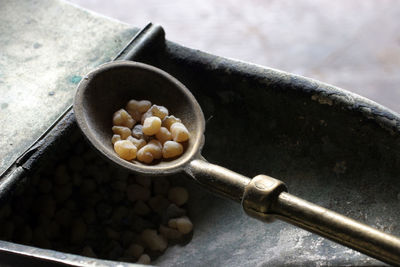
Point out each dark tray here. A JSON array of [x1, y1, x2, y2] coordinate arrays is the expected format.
[[1, 23, 399, 266]]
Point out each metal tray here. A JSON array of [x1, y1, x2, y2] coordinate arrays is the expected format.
[[1, 24, 400, 266]]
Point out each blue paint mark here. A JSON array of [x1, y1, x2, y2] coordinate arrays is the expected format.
[[69, 75, 82, 84], [33, 42, 42, 49]]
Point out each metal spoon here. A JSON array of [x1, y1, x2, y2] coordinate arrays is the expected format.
[[73, 60, 400, 266]]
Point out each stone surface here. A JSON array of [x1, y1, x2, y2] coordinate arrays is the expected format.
[[0, 0, 137, 175]]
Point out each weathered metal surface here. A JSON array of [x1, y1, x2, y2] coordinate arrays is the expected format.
[[4, 40, 400, 266], [141, 42, 400, 266], [0, 0, 138, 176], [114, 23, 165, 62], [0, 240, 140, 267]]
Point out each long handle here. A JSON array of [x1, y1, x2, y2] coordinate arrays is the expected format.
[[186, 159, 400, 266], [273, 192, 400, 266]]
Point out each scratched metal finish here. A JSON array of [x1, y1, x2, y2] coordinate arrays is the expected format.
[[141, 43, 400, 266], [0, 240, 140, 267], [0, 0, 137, 175]]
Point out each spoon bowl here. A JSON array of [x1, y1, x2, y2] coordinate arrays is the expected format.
[[74, 61, 205, 175]]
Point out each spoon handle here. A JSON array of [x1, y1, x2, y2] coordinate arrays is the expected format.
[[271, 191, 400, 266], [187, 159, 400, 266]]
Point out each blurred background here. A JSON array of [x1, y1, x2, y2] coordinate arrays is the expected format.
[[67, 0, 400, 112]]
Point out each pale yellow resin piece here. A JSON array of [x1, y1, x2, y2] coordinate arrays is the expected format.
[[114, 140, 137, 160]]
